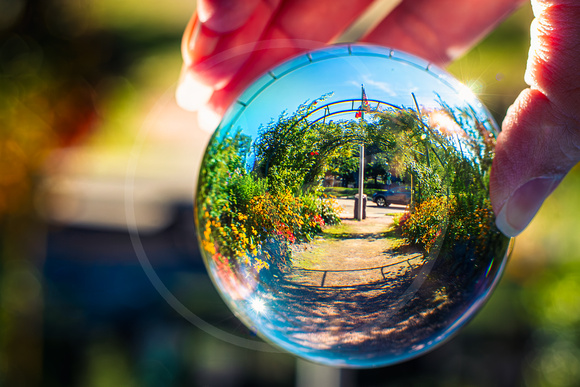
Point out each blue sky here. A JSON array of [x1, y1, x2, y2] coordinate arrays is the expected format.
[[219, 45, 493, 143]]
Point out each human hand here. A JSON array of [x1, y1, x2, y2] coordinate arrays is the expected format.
[[178, 0, 580, 238], [177, 0, 524, 129], [491, 0, 580, 237]]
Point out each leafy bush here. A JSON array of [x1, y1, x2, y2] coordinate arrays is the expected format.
[[446, 194, 495, 254], [199, 174, 342, 274], [398, 194, 495, 254], [399, 196, 448, 253], [229, 173, 267, 211], [301, 194, 341, 227]]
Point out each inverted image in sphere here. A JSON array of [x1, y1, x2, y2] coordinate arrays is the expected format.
[[195, 44, 511, 368]]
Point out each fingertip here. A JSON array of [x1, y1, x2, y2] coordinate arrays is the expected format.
[[198, 107, 222, 133], [176, 70, 214, 112], [494, 176, 560, 238], [495, 204, 522, 238]]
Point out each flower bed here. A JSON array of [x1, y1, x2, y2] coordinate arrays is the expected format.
[[396, 194, 495, 255]]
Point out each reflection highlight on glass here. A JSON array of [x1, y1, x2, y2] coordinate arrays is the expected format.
[[195, 44, 511, 368]]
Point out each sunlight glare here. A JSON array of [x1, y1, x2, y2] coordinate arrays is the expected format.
[[250, 296, 266, 315]]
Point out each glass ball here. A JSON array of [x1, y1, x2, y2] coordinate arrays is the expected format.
[[195, 44, 511, 368]]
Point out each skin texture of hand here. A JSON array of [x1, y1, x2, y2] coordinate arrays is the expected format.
[[491, 0, 580, 237], [178, 0, 525, 126], [178, 0, 580, 238]]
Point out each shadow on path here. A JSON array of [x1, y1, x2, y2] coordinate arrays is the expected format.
[[253, 214, 459, 361], [259, 260, 455, 360], [249, 202, 505, 363]]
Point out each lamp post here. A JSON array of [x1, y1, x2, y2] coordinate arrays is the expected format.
[[356, 85, 367, 221], [357, 142, 364, 221]]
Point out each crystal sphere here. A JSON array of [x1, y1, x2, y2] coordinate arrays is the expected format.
[[195, 44, 511, 368]]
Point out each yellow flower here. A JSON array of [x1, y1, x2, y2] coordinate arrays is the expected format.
[[202, 240, 216, 255]]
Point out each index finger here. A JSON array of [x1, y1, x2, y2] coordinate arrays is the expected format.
[[363, 0, 527, 66]]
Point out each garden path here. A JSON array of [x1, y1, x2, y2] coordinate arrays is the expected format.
[[287, 207, 424, 287], [266, 203, 453, 356]]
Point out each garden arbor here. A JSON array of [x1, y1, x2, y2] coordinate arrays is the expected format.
[[256, 97, 409, 206], [252, 92, 491, 232]]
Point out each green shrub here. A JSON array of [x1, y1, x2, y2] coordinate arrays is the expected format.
[[199, 184, 342, 273], [399, 194, 495, 254], [229, 174, 267, 211]]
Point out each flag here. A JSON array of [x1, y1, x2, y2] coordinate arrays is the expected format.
[[355, 84, 370, 119], [361, 85, 370, 112]]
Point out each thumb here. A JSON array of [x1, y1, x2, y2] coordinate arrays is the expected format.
[[490, 0, 580, 237]]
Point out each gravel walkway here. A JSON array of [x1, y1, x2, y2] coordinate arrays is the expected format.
[[288, 207, 424, 287]]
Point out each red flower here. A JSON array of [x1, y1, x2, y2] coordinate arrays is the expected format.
[[313, 214, 324, 226]]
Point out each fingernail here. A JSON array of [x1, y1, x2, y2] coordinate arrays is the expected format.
[[181, 16, 200, 66], [183, 17, 221, 66], [190, 25, 220, 65], [495, 176, 559, 237]]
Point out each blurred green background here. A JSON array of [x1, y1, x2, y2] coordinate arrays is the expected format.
[[2, 0, 580, 386]]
